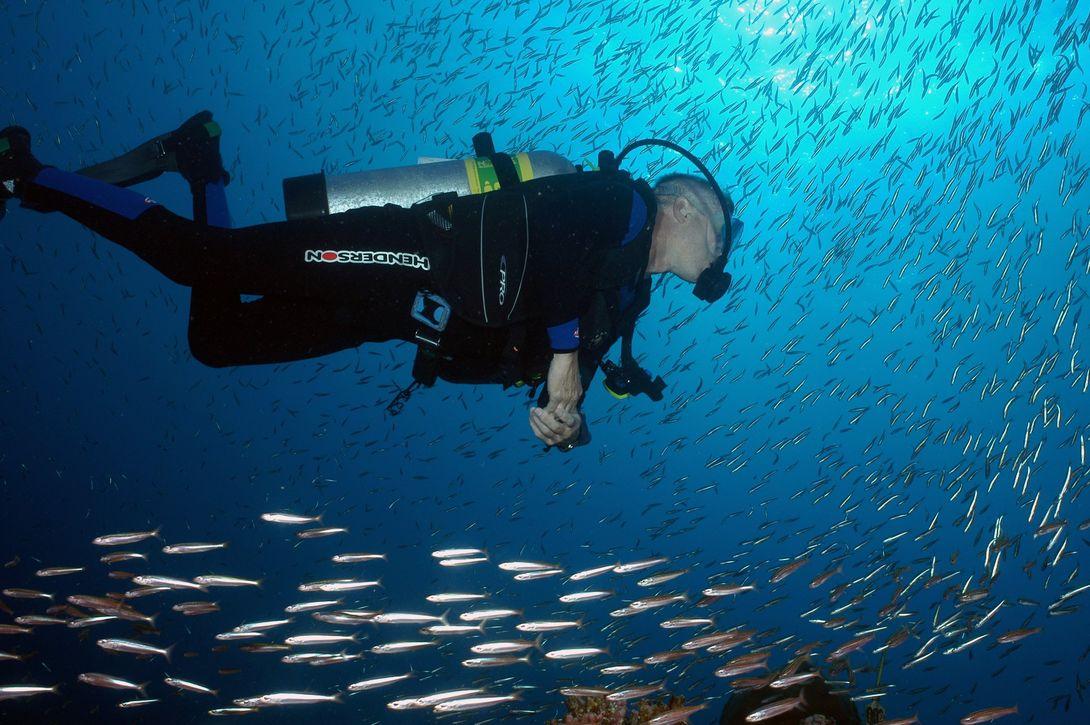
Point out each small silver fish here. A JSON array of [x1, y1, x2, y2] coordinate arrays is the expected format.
[[745, 694, 804, 722], [100, 552, 147, 564], [347, 674, 413, 692], [432, 694, 521, 712], [425, 592, 488, 603], [2, 588, 53, 600], [459, 608, 521, 622], [194, 575, 261, 588], [260, 512, 321, 525], [0, 685, 58, 701], [569, 564, 616, 581], [284, 634, 357, 646], [97, 639, 172, 661], [461, 655, 531, 668], [234, 692, 341, 707], [35, 567, 84, 577], [164, 676, 217, 696], [544, 647, 607, 660], [297, 527, 348, 539], [498, 561, 556, 572], [372, 612, 445, 625], [78, 673, 146, 695], [297, 579, 378, 593], [285, 600, 342, 613], [516, 619, 581, 632], [559, 591, 612, 603], [369, 641, 439, 654], [431, 548, 486, 558], [233, 618, 293, 632], [438, 556, 489, 567], [614, 557, 668, 574], [131, 575, 205, 592], [332, 553, 386, 563], [92, 530, 160, 546], [470, 636, 540, 654], [513, 568, 564, 581], [161, 543, 227, 555]]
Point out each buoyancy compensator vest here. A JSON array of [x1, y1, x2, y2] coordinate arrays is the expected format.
[[378, 132, 739, 446]]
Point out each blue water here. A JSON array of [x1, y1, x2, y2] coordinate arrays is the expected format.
[[2, 0, 1088, 723]]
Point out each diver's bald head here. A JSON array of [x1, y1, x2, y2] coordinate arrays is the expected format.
[[652, 173, 724, 231], [648, 173, 728, 283]]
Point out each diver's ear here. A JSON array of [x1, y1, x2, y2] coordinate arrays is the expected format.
[[660, 193, 687, 225], [672, 194, 695, 222]]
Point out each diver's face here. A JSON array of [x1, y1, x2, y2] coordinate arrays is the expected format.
[[699, 207, 725, 268], [677, 204, 723, 283]]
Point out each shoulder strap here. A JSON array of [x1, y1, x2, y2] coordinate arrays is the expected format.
[[472, 132, 521, 189], [594, 177, 657, 290]]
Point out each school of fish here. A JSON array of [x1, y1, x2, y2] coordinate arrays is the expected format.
[[3, 0, 1090, 722]]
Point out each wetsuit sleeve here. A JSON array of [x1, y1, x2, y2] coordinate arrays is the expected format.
[[546, 319, 580, 353]]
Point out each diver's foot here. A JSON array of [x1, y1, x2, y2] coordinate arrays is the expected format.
[[0, 126, 44, 201], [163, 110, 230, 188]]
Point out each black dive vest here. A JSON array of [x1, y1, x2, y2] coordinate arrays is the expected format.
[[437, 169, 655, 330], [431, 169, 657, 390]]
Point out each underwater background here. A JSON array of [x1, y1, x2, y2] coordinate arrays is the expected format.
[[1, 0, 1088, 722]]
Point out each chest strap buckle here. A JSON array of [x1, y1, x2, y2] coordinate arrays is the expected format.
[[411, 290, 450, 335]]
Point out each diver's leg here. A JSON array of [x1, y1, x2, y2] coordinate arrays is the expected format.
[[176, 178, 416, 366], [186, 294, 417, 367], [8, 126, 440, 301], [182, 180, 424, 365], [18, 168, 438, 300]]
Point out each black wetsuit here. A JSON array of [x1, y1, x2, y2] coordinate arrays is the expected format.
[[17, 165, 652, 387]]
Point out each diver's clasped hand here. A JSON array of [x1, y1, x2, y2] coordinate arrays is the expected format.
[[529, 408, 583, 450], [529, 351, 583, 449]]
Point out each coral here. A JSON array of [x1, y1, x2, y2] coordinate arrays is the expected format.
[[547, 696, 626, 724], [547, 695, 686, 725], [627, 695, 685, 724]]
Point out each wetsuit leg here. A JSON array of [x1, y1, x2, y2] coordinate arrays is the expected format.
[[177, 177, 418, 366], [19, 167, 443, 301], [186, 294, 417, 367]]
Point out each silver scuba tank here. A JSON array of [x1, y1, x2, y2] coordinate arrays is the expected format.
[[282, 151, 577, 220]]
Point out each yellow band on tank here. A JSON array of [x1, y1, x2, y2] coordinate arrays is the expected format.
[[513, 152, 535, 182], [464, 152, 535, 194]]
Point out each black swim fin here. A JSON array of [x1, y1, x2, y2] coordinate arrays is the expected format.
[[76, 110, 229, 189]]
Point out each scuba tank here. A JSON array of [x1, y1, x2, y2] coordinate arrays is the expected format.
[[282, 150, 577, 219]]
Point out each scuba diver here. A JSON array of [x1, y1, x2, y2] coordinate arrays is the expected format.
[[0, 111, 739, 451]]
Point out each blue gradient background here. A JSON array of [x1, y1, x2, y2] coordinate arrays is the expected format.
[[1, 0, 1087, 723]]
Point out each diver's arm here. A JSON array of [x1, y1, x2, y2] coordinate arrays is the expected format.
[[525, 344, 588, 446], [541, 319, 583, 431], [529, 351, 582, 446], [544, 350, 582, 415]]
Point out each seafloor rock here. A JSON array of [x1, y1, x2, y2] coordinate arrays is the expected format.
[[547, 695, 686, 724]]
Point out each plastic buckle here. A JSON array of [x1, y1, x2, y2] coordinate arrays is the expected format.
[[412, 291, 450, 333]]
